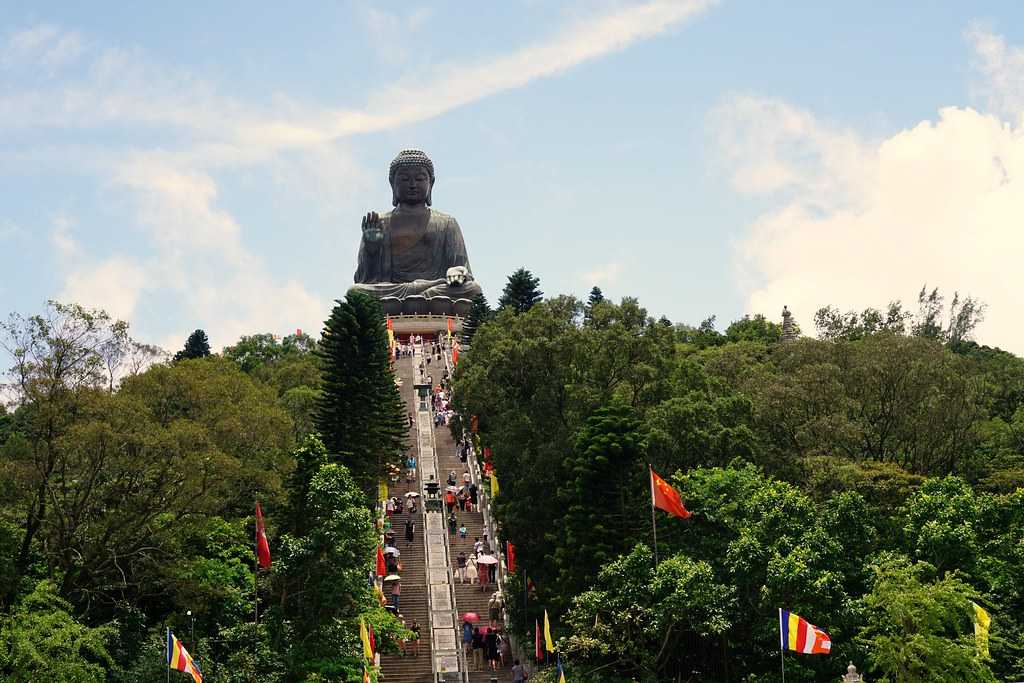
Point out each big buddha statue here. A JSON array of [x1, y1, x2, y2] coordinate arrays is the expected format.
[[350, 149, 482, 316]]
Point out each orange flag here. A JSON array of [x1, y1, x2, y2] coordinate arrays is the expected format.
[[650, 467, 691, 519], [376, 545, 387, 576]]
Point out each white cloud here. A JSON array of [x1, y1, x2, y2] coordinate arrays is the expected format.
[[580, 262, 624, 287], [966, 24, 1024, 123], [1, 2, 717, 152], [61, 257, 147, 323], [1, 24, 84, 72], [715, 45, 1024, 353]]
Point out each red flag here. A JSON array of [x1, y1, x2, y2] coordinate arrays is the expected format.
[[386, 317, 394, 330], [255, 502, 272, 569], [368, 624, 376, 656], [376, 545, 386, 577], [650, 467, 691, 519], [506, 541, 516, 574], [447, 317, 453, 333], [452, 343, 459, 365], [535, 619, 542, 662]]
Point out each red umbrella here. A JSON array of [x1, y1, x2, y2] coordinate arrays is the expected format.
[[462, 612, 480, 623]]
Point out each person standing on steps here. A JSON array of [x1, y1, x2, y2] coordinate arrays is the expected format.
[[405, 517, 415, 546], [512, 658, 527, 682], [462, 619, 473, 660], [485, 627, 499, 671], [456, 551, 468, 583], [390, 580, 401, 612], [471, 626, 484, 671], [447, 510, 458, 536], [410, 620, 421, 657]]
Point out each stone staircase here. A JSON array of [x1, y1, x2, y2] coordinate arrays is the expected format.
[[378, 356, 434, 683], [435, 419, 513, 683]]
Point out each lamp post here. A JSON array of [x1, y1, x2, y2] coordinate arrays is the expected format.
[[841, 662, 864, 682], [186, 610, 195, 652]]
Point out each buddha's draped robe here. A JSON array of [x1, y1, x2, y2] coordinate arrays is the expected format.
[[352, 207, 482, 300]]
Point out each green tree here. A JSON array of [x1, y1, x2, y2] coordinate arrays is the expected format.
[[586, 286, 605, 308], [498, 267, 543, 314], [563, 545, 733, 682], [858, 554, 995, 682], [0, 580, 115, 682], [461, 293, 493, 345], [174, 329, 211, 361], [315, 291, 405, 499], [724, 314, 782, 344], [555, 402, 647, 602], [0, 301, 130, 601], [273, 462, 379, 678]]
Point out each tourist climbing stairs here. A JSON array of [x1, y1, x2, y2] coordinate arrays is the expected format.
[[378, 356, 433, 683]]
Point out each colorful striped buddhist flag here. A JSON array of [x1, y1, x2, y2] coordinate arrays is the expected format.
[[778, 609, 831, 654], [557, 654, 566, 683], [167, 629, 203, 683]]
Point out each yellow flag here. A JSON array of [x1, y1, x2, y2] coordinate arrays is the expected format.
[[973, 602, 991, 657], [491, 473, 500, 498], [360, 620, 373, 660], [379, 481, 388, 502], [544, 609, 555, 652]]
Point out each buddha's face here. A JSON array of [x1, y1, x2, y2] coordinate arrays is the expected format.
[[393, 165, 432, 206]]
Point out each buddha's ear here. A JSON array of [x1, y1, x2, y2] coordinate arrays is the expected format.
[[426, 182, 433, 207], [392, 182, 399, 207]]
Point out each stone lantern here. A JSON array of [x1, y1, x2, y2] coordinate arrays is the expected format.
[[841, 662, 864, 682]]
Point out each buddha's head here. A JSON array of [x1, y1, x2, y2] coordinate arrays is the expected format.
[[389, 149, 435, 207]]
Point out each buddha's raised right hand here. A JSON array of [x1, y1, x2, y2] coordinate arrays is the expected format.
[[361, 211, 384, 245]]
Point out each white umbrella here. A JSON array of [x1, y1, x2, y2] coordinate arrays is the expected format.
[[383, 574, 401, 582], [384, 547, 401, 556], [405, 492, 420, 498], [446, 486, 458, 493], [476, 554, 498, 565]]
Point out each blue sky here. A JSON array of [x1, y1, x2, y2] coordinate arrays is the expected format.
[[4, 1, 1024, 353]]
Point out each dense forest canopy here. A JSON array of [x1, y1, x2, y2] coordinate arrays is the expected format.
[[0, 296, 407, 682], [0, 283, 1021, 681], [452, 289, 1024, 682]]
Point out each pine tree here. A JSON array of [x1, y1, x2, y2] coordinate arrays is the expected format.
[[462, 293, 494, 344], [498, 267, 543, 314], [584, 286, 606, 324], [314, 291, 406, 500], [174, 329, 211, 361]]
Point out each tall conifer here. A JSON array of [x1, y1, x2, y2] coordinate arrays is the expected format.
[[315, 291, 405, 500]]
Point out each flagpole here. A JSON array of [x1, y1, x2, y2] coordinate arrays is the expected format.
[[648, 464, 659, 566], [254, 497, 260, 626], [166, 628, 171, 683], [779, 608, 786, 683]]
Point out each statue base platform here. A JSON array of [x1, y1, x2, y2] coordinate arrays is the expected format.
[[377, 294, 472, 319], [390, 314, 463, 336]]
